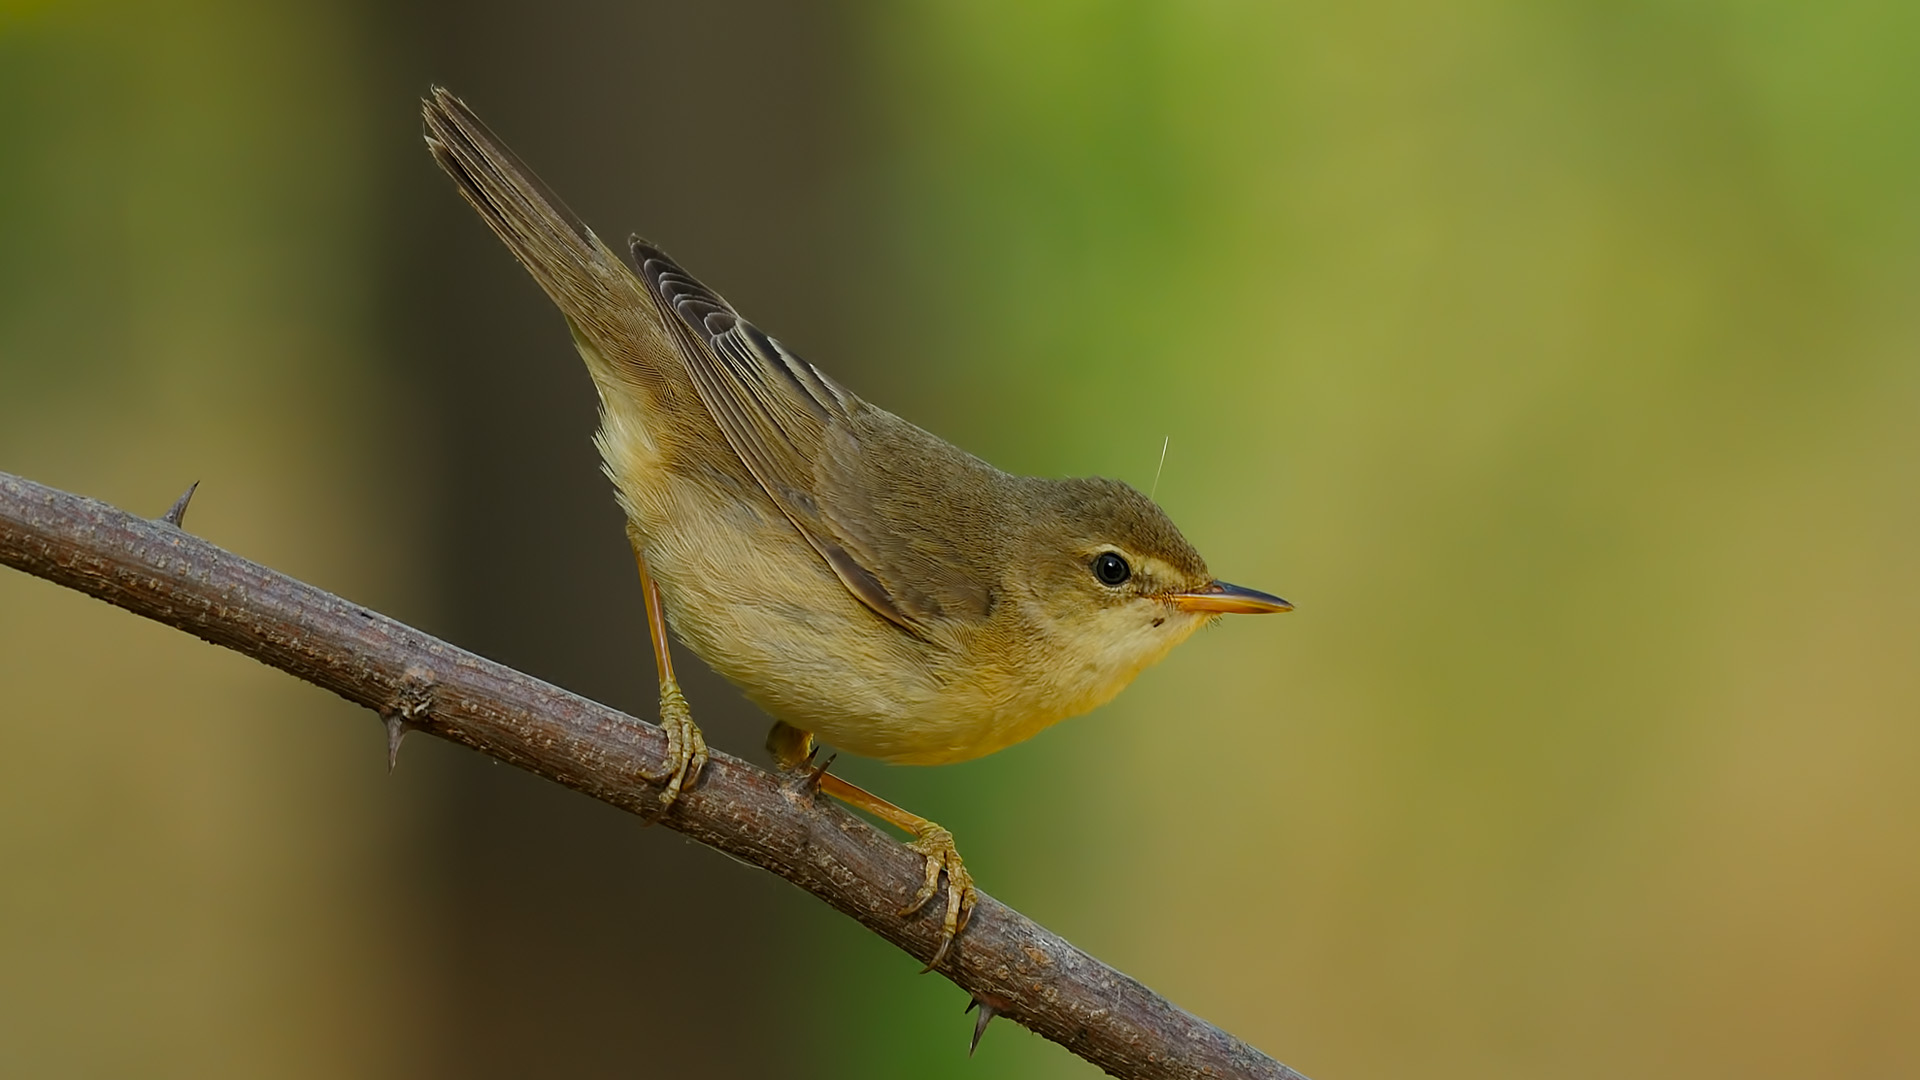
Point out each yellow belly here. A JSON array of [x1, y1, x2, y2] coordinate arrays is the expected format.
[[594, 385, 1195, 767]]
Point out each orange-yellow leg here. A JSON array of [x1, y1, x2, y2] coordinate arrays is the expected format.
[[768, 721, 977, 969], [630, 540, 707, 816]]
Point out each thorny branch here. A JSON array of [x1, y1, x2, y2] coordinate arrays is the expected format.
[[0, 469, 1309, 1080]]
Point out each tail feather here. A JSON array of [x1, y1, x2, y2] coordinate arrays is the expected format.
[[421, 87, 681, 398]]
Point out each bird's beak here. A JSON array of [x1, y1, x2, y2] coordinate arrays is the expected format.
[[1166, 580, 1293, 615]]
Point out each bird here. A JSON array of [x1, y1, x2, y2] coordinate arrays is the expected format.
[[421, 87, 1291, 969]]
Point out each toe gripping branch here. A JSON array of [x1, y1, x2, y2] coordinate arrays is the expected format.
[[767, 720, 979, 972], [640, 674, 708, 819]]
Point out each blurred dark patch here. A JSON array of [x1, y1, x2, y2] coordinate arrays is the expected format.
[[378, 1, 868, 1075]]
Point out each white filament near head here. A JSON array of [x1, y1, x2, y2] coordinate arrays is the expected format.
[[1150, 435, 1170, 500]]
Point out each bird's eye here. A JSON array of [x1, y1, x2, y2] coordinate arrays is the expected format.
[[1091, 551, 1131, 587]]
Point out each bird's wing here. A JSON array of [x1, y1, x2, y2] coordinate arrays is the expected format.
[[630, 239, 994, 633]]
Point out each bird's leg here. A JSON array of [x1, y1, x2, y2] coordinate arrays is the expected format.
[[765, 722, 975, 966], [813, 765, 978, 971], [629, 537, 707, 817]]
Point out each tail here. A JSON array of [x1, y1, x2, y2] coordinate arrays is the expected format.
[[421, 87, 683, 402]]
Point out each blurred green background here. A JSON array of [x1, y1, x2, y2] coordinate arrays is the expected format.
[[4, 0, 1917, 1076]]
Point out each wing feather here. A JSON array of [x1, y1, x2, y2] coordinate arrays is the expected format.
[[631, 239, 960, 632]]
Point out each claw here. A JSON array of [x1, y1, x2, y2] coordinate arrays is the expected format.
[[638, 677, 706, 820], [900, 825, 976, 972]]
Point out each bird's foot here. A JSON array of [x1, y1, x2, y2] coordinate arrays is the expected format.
[[902, 823, 977, 971], [638, 676, 707, 818], [806, 763, 978, 969]]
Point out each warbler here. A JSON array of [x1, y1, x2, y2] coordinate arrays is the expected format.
[[423, 88, 1290, 968]]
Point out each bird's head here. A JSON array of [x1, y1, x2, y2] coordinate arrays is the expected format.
[[1012, 476, 1289, 711]]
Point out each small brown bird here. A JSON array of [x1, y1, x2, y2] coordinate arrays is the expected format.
[[423, 88, 1290, 967]]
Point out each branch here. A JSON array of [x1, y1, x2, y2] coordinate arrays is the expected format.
[[0, 469, 1308, 1080]]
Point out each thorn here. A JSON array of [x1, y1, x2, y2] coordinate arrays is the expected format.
[[803, 752, 837, 797], [385, 714, 413, 773], [160, 481, 200, 528], [385, 665, 436, 773], [966, 997, 999, 1056], [777, 747, 836, 802]]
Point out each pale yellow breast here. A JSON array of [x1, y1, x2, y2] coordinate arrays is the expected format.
[[592, 377, 1195, 767]]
